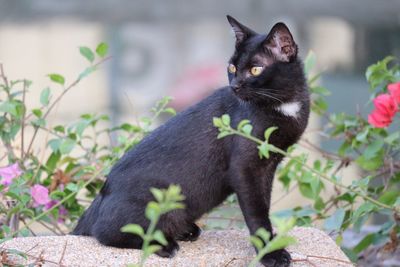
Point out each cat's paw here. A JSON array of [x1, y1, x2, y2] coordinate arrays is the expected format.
[[155, 239, 180, 258], [260, 249, 291, 267], [176, 223, 201, 242]]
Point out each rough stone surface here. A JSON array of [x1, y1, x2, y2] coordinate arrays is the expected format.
[[2, 227, 353, 266]]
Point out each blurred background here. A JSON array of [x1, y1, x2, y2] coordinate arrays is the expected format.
[[0, 0, 399, 236], [1, 0, 400, 122]]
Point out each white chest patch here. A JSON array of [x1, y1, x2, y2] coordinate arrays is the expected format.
[[276, 102, 301, 118]]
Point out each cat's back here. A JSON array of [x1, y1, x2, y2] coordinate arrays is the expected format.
[[107, 87, 236, 183]]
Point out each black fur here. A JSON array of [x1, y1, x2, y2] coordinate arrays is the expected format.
[[73, 16, 309, 266]]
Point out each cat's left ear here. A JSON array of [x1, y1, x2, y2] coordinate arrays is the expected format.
[[264, 22, 298, 62]]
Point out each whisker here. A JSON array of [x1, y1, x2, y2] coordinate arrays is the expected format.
[[255, 88, 284, 94], [253, 92, 284, 103]]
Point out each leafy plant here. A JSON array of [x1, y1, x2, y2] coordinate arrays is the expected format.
[[0, 43, 176, 240], [121, 185, 185, 267]]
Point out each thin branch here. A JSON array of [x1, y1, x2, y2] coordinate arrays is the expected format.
[[292, 258, 318, 267], [25, 243, 39, 254], [223, 257, 238, 267], [35, 220, 62, 235], [58, 241, 68, 266], [20, 218, 37, 236], [20, 80, 27, 159], [306, 254, 354, 265], [0, 63, 10, 87], [25, 56, 111, 157]]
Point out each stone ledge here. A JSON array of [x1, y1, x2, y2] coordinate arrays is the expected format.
[[2, 227, 352, 266]]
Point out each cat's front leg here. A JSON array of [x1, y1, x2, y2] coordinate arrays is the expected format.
[[234, 173, 291, 267]]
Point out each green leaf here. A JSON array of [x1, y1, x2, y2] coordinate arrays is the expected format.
[[378, 191, 398, 205], [257, 142, 271, 159], [146, 244, 162, 255], [32, 109, 42, 118], [353, 233, 375, 254], [355, 128, 369, 142], [250, 236, 264, 250], [150, 188, 164, 202], [0, 101, 18, 116], [217, 132, 231, 139], [311, 86, 331, 96], [363, 139, 384, 160], [48, 74, 65, 85], [242, 124, 253, 135], [96, 42, 109, 57], [264, 126, 278, 141], [153, 230, 168, 246], [46, 152, 61, 172], [356, 154, 383, 171], [40, 87, 51, 106], [78, 66, 96, 80], [237, 119, 251, 131], [48, 139, 61, 152], [32, 118, 45, 127], [384, 132, 400, 145], [164, 107, 176, 116], [79, 46, 95, 63], [212, 117, 222, 128], [54, 125, 65, 133], [324, 208, 345, 231], [298, 183, 314, 199], [221, 114, 230, 126], [352, 202, 375, 222], [59, 139, 76, 154], [304, 50, 316, 77], [365, 56, 395, 90], [121, 224, 144, 237], [145, 201, 160, 221], [267, 236, 296, 253], [65, 183, 79, 192], [255, 228, 271, 242]]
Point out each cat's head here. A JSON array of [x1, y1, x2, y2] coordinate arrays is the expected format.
[[226, 15, 306, 104]]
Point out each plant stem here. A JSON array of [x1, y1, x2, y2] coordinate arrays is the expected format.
[[139, 215, 159, 267]]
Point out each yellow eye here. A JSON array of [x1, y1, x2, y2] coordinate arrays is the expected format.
[[228, 64, 236, 74], [250, 66, 263, 76]]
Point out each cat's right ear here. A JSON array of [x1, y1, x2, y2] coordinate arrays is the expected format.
[[226, 15, 254, 47]]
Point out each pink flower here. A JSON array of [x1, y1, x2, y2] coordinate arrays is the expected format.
[[373, 94, 398, 116], [388, 82, 400, 104], [0, 163, 23, 186], [368, 110, 393, 128], [31, 184, 51, 207], [43, 200, 68, 223], [44, 200, 58, 210], [368, 93, 398, 128], [57, 205, 68, 223]]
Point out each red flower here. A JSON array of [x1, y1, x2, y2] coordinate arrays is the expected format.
[[368, 94, 398, 128], [388, 82, 400, 104]]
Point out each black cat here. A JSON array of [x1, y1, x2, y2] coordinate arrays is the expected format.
[[73, 15, 309, 267]]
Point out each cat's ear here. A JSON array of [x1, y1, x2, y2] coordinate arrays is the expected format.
[[264, 22, 298, 62], [227, 15, 255, 46]]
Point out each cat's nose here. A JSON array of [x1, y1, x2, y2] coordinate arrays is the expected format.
[[231, 84, 241, 93], [231, 85, 239, 92]]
